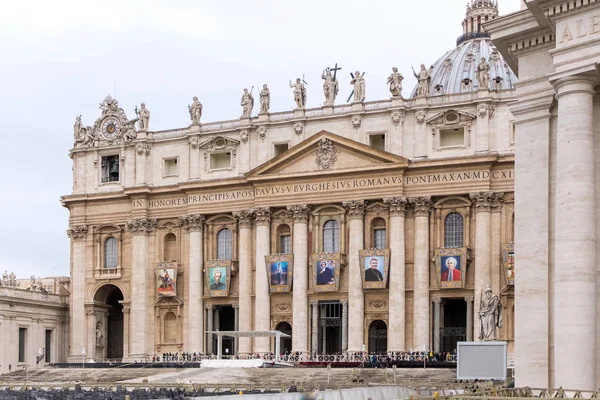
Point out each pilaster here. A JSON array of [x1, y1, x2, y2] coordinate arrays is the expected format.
[[67, 225, 87, 362]]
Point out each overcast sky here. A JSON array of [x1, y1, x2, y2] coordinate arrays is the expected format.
[[0, 0, 522, 279]]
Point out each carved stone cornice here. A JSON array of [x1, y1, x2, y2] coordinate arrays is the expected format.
[[287, 205, 310, 223], [135, 143, 151, 156], [180, 214, 205, 232], [470, 191, 495, 212], [343, 200, 366, 220], [234, 210, 254, 228], [67, 225, 88, 240], [384, 196, 408, 216], [409, 197, 432, 217], [254, 207, 271, 226], [126, 218, 158, 235]]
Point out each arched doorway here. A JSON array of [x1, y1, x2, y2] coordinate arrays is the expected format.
[[94, 284, 124, 360], [368, 320, 387, 354], [275, 322, 292, 355]]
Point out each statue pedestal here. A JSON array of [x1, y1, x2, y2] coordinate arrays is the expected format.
[[415, 96, 427, 106], [391, 98, 405, 107], [477, 89, 491, 100], [239, 117, 252, 126], [322, 105, 334, 115], [257, 113, 269, 122], [351, 102, 364, 112], [294, 109, 305, 118], [136, 130, 148, 140], [189, 124, 201, 135]]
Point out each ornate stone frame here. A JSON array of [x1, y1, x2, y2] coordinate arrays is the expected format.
[[93, 224, 124, 280], [427, 110, 476, 152], [365, 202, 389, 249], [157, 220, 181, 263], [271, 209, 293, 254], [311, 205, 347, 255], [433, 196, 472, 249], [154, 296, 184, 352], [206, 214, 238, 263], [96, 150, 125, 187], [198, 136, 239, 174]]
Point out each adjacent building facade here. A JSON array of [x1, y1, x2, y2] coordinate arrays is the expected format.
[[63, 1, 516, 364], [487, 0, 600, 391]]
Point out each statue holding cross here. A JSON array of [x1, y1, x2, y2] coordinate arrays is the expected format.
[[349, 70, 366, 103], [321, 63, 341, 105]]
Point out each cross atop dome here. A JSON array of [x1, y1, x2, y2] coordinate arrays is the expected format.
[[458, 0, 500, 45]]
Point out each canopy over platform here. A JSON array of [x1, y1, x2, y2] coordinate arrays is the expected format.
[[206, 330, 290, 360]]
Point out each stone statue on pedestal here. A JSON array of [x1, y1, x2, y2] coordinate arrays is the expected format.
[[259, 84, 270, 114], [479, 285, 503, 341], [321, 68, 339, 104], [477, 57, 491, 90], [289, 78, 307, 109], [135, 103, 150, 131], [240, 88, 254, 119], [387, 67, 404, 98], [413, 64, 432, 97], [96, 322, 104, 347], [350, 71, 366, 102], [74, 116, 82, 142], [188, 96, 203, 125]]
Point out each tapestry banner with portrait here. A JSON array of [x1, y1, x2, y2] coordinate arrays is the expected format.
[[265, 254, 294, 293], [502, 243, 514, 285], [313, 253, 341, 292], [434, 248, 467, 289], [156, 261, 178, 297], [359, 249, 390, 289], [205, 260, 231, 297]]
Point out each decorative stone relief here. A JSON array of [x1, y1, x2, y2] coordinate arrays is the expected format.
[[287, 205, 310, 222], [469, 191, 495, 212], [391, 110, 405, 127], [293, 122, 304, 136], [189, 136, 200, 149], [136, 143, 151, 156], [257, 126, 267, 141], [409, 197, 433, 217], [343, 200, 366, 219], [351, 115, 362, 129], [478, 104, 489, 118], [67, 225, 88, 239], [126, 218, 158, 235], [180, 214, 205, 231], [315, 138, 337, 170], [234, 210, 254, 228], [491, 192, 504, 210], [368, 299, 387, 309], [416, 111, 426, 126], [275, 303, 291, 312], [384, 196, 408, 216], [1, 271, 19, 288], [368, 203, 389, 217], [239, 129, 249, 143], [254, 207, 271, 226]]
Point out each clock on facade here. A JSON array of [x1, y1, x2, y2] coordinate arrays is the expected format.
[[102, 118, 120, 140]]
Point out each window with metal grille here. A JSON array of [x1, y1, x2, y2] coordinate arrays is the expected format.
[[322, 220, 340, 253], [444, 212, 464, 248], [374, 229, 386, 249], [217, 228, 233, 260], [104, 237, 118, 269]]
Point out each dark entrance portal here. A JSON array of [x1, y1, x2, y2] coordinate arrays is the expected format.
[[318, 301, 342, 354], [368, 320, 387, 353], [275, 322, 292, 354], [441, 299, 467, 352], [94, 284, 124, 360], [214, 305, 236, 356]]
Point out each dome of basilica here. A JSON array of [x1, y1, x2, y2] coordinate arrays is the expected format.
[[411, 0, 517, 97]]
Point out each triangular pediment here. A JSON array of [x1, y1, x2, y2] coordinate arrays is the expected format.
[[246, 131, 408, 181]]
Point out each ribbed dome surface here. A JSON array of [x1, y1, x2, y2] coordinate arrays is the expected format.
[[411, 38, 516, 97]]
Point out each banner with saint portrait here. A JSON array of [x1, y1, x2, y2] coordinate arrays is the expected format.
[[313, 253, 341, 292], [434, 247, 467, 289], [156, 261, 178, 297], [265, 254, 293, 293], [359, 249, 390, 289], [205, 260, 231, 297], [502, 243, 514, 285]]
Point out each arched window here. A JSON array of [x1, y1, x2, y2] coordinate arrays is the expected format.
[[372, 218, 387, 249], [217, 228, 233, 260], [323, 220, 340, 253], [444, 212, 464, 248], [164, 233, 177, 261], [163, 312, 177, 343], [278, 224, 291, 254], [104, 237, 118, 269]]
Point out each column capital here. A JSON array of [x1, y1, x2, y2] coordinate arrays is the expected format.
[[469, 191, 495, 212], [464, 296, 474, 302], [126, 218, 157, 235], [409, 197, 432, 217], [254, 207, 271, 226], [287, 204, 310, 223], [232, 303, 239, 310], [384, 196, 408, 216], [205, 304, 214, 311], [180, 214, 205, 231], [234, 210, 254, 228], [491, 192, 504, 212], [341, 299, 349, 306], [67, 225, 88, 240], [343, 200, 366, 219], [310, 300, 319, 307], [432, 296, 442, 304], [553, 75, 597, 99]]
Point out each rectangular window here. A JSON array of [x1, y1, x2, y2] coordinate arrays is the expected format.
[[439, 128, 465, 147], [210, 152, 231, 170], [274, 143, 289, 157], [18, 328, 26, 363], [163, 158, 178, 177], [279, 235, 291, 254], [101, 155, 120, 183], [369, 134, 386, 151], [45, 330, 52, 362], [373, 229, 386, 249]]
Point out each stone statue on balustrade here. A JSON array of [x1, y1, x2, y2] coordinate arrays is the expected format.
[[289, 78, 307, 109], [412, 64, 432, 97], [321, 68, 339, 105], [479, 285, 503, 341], [188, 96, 203, 125], [387, 67, 404, 98], [477, 57, 491, 90], [74, 115, 82, 142], [135, 103, 150, 131], [259, 84, 270, 114], [1, 271, 7, 286], [350, 71, 366, 103], [240, 88, 254, 119]]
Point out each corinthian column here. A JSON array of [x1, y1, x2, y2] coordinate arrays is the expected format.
[[288, 205, 310, 353], [254, 208, 272, 353], [469, 191, 494, 326], [126, 218, 157, 361], [554, 76, 597, 390], [409, 197, 432, 350], [181, 214, 205, 353], [384, 196, 407, 352], [343, 200, 366, 353], [235, 210, 254, 354], [67, 225, 87, 362]]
